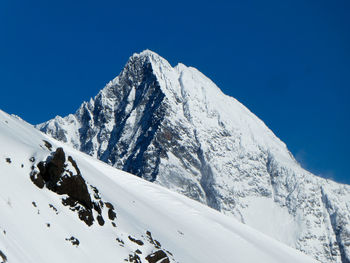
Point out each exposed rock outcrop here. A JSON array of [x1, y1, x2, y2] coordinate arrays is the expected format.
[[0, 250, 7, 263], [30, 147, 117, 227]]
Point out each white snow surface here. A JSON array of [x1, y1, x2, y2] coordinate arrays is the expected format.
[[37, 50, 350, 263], [0, 110, 318, 263]]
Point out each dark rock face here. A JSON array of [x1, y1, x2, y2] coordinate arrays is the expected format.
[[29, 147, 117, 227], [92, 55, 166, 183], [97, 214, 105, 226], [38, 53, 167, 183], [128, 253, 142, 263], [0, 250, 7, 263], [145, 250, 169, 263], [31, 147, 94, 226], [36, 148, 92, 210], [30, 168, 45, 189], [108, 207, 116, 220]]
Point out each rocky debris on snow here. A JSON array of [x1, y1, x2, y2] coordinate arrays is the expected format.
[[116, 237, 124, 247], [49, 204, 58, 214], [128, 235, 144, 246], [144, 231, 172, 263], [65, 236, 79, 247], [146, 231, 161, 248], [43, 140, 52, 151], [116, 230, 175, 263]]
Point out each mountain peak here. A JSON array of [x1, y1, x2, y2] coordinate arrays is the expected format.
[[129, 49, 173, 70], [37, 51, 350, 263], [133, 49, 160, 58]]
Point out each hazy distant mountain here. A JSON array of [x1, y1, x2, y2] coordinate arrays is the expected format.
[[38, 50, 350, 263]]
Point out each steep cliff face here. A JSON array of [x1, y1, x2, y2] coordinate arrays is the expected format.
[[38, 50, 350, 263]]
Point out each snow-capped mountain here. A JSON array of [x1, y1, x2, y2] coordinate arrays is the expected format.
[[0, 110, 317, 263], [38, 50, 350, 263]]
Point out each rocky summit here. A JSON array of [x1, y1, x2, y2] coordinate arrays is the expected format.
[[38, 50, 350, 263]]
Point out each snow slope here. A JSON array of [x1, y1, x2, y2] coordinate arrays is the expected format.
[[0, 110, 318, 263], [37, 50, 350, 263]]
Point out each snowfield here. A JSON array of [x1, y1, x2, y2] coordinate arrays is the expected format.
[[0, 109, 317, 262]]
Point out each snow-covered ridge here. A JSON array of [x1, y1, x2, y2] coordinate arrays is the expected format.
[[0, 109, 317, 263], [37, 50, 350, 263]]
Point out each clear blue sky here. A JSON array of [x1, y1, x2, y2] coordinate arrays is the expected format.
[[1, 0, 349, 183]]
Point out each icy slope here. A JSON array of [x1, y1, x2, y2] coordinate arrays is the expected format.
[[38, 50, 350, 263], [0, 110, 318, 263]]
